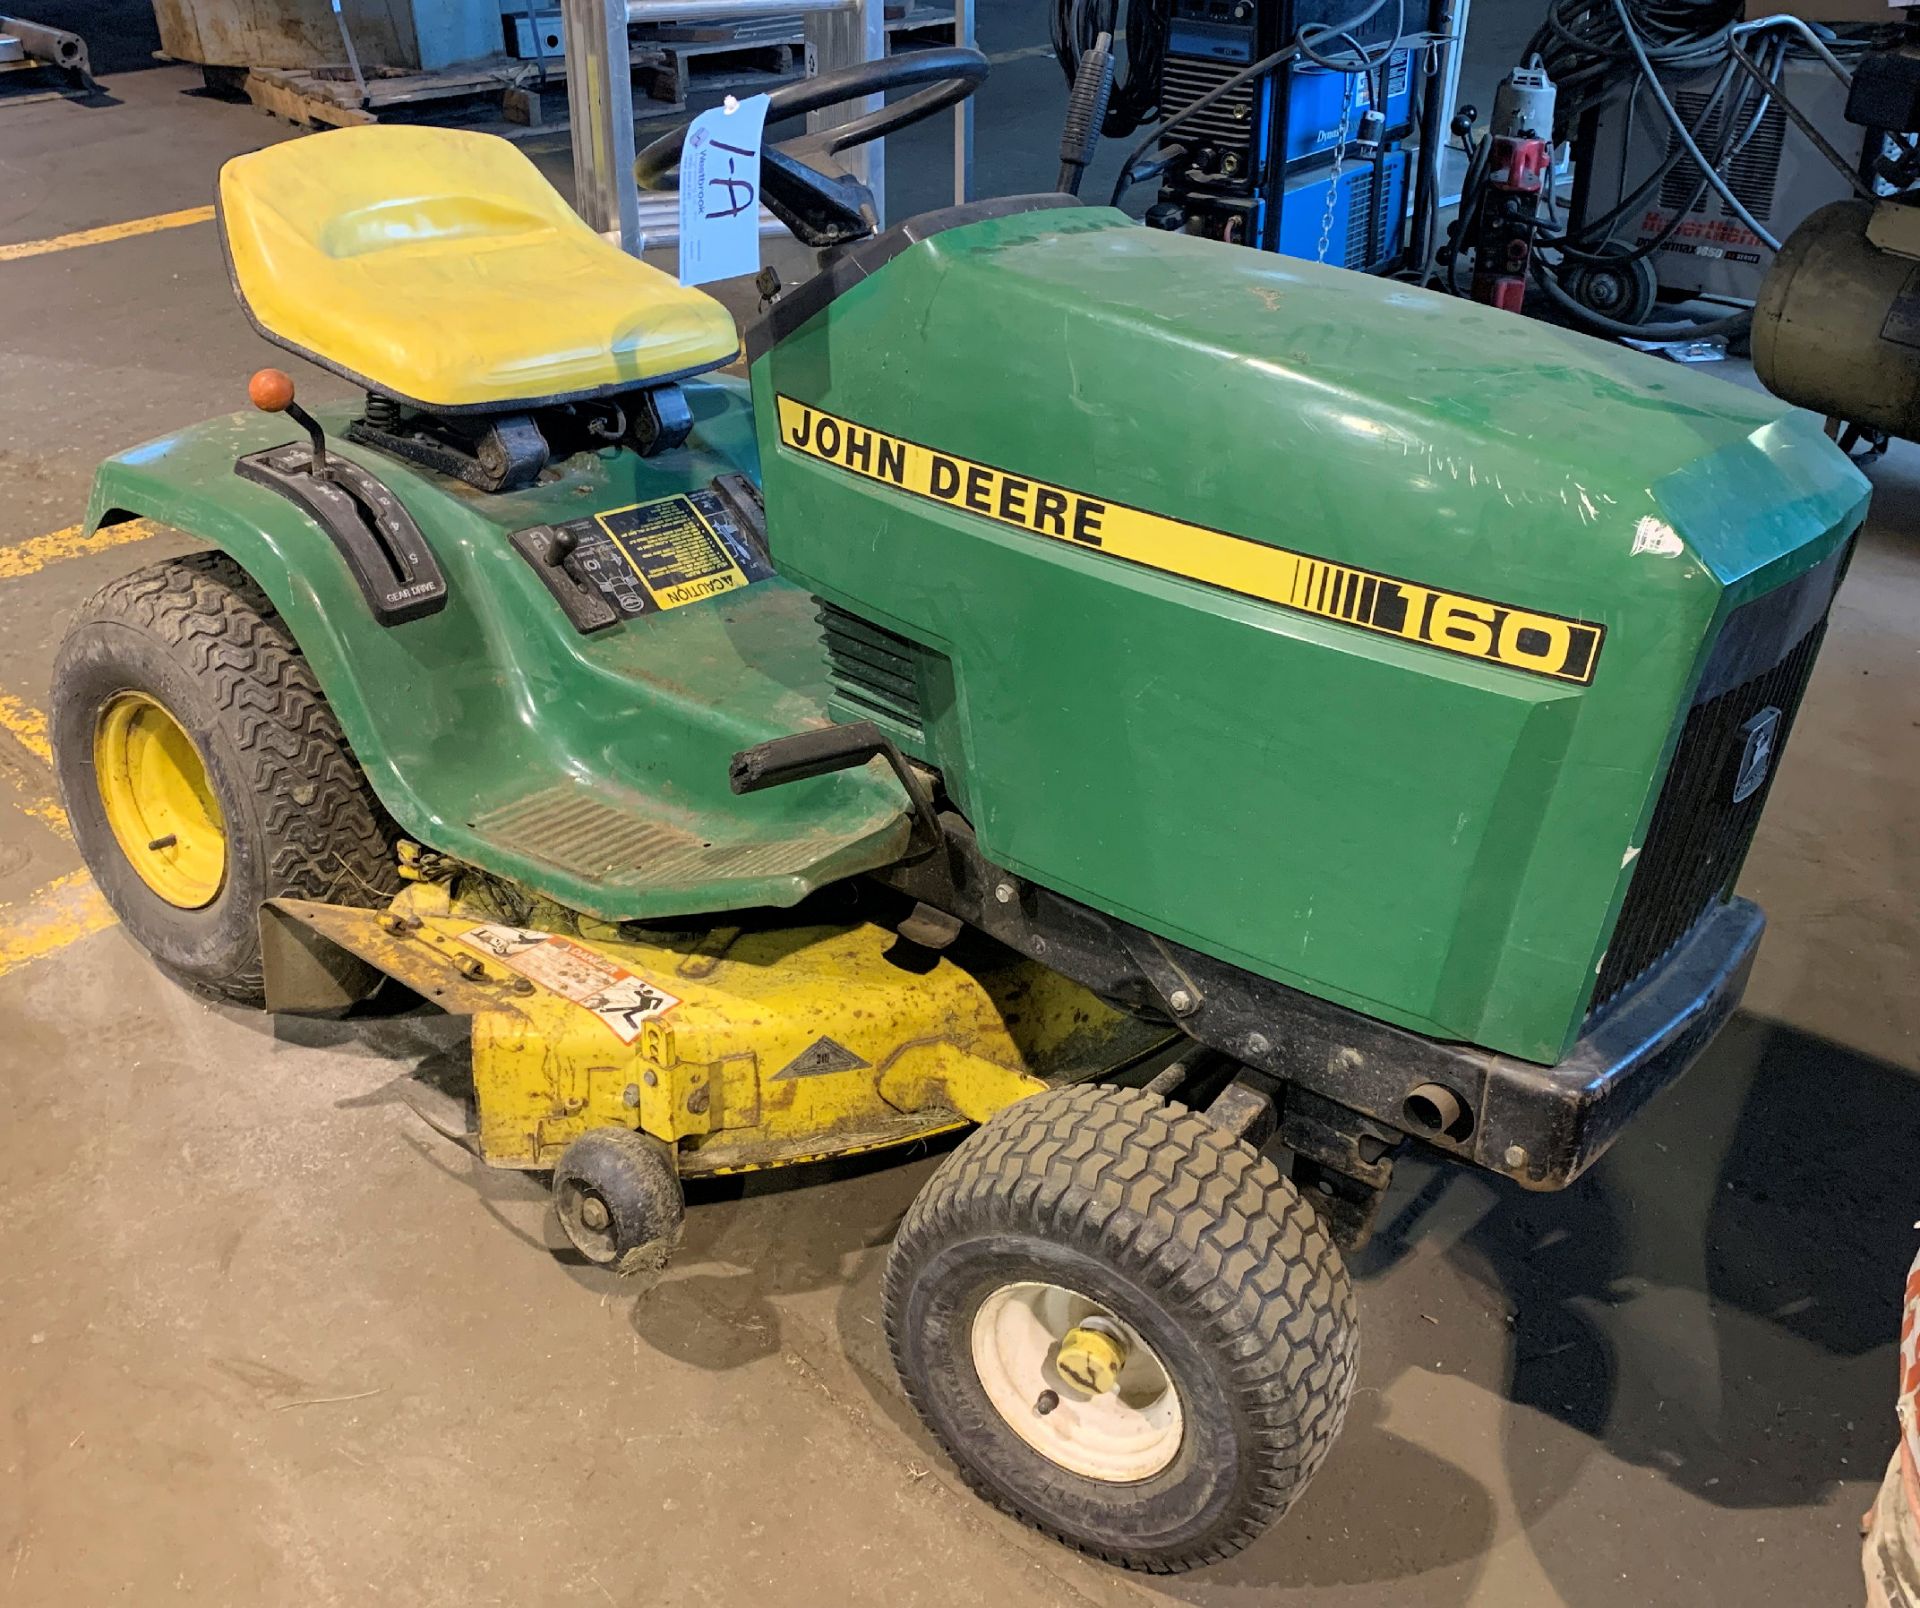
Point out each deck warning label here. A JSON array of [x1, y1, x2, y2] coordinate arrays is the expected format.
[[460, 924, 681, 1043]]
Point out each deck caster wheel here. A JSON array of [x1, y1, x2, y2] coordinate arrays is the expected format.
[[883, 1084, 1356, 1573], [552, 1128, 685, 1278]]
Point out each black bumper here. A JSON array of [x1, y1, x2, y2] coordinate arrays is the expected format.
[[1467, 897, 1763, 1188], [1307, 896, 1764, 1191], [884, 817, 1764, 1195]]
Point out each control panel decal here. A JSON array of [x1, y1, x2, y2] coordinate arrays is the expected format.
[[543, 488, 773, 623], [776, 395, 1604, 684]]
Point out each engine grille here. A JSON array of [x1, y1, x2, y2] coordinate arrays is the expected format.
[[817, 600, 926, 742], [1590, 549, 1843, 1016]]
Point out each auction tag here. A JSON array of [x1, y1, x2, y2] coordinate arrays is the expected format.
[[460, 924, 680, 1044], [678, 93, 770, 287]]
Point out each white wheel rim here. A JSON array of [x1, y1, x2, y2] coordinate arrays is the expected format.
[[969, 1280, 1184, 1482]]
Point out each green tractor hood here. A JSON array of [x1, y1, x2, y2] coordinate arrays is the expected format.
[[752, 206, 1869, 1062]]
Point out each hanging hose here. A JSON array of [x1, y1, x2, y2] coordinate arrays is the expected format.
[[1604, 0, 1781, 251]]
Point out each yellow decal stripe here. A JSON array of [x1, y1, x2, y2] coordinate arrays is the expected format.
[[0, 206, 216, 265], [774, 396, 1605, 685]]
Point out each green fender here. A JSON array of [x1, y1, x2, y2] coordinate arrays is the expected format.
[[80, 379, 909, 919]]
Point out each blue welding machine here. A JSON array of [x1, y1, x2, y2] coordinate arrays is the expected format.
[[1148, 0, 1419, 268]]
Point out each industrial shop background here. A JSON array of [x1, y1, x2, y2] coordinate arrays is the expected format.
[[2, 0, 1919, 1603]]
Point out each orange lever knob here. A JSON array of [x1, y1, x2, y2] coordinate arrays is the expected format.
[[248, 368, 296, 413]]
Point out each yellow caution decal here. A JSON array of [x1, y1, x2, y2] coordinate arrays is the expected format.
[[593, 495, 753, 611], [775, 396, 1605, 685]]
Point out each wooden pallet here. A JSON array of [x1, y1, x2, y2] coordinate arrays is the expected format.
[[635, 4, 954, 109], [227, 58, 587, 131], [636, 36, 802, 110]]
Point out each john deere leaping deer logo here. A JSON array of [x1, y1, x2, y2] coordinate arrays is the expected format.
[[1734, 707, 1782, 804]]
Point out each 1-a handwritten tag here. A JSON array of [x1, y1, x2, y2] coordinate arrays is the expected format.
[[678, 93, 770, 287]]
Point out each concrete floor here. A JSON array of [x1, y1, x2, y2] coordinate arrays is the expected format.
[[3, 6, 1918, 1605]]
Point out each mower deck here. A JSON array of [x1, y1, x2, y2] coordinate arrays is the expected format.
[[263, 875, 1176, 1176]]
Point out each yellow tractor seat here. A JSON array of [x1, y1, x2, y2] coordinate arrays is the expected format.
[[218, 125, 740, 413]]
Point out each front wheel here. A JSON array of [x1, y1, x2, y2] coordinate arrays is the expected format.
[[883, 1084, 1356, 1573]]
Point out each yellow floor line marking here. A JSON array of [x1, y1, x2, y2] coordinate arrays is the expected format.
[[0, 693, 52, 765], [0, 205, 217, 265], [0, 518, 161, 580], [19, 796, 71, 841], [0, 870, 115, 978], [0, 689, 69, 839]]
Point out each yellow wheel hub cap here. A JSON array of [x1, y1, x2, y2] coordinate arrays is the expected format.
[[94, 692, 226, 909], [1056, 1323, 1130, 1396]]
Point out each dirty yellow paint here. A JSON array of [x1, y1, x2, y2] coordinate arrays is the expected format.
[[876, 1041, 1048, 1125], [0, 871, 116, 978], [0, 519, 159, 580], [0, 206, 216, 265], [273, 882, 1172, 1176], [0, 694, 52, 765]]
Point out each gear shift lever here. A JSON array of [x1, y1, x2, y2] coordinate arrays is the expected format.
[[249, 368, 332, 479]]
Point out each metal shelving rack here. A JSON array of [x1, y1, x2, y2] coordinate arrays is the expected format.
[[561, 0, 974, 255]]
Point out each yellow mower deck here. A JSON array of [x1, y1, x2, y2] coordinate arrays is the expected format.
[[263, 873, 1174, 1175]]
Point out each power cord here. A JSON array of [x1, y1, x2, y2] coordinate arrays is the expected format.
[[1051, 0, 1169, 137]]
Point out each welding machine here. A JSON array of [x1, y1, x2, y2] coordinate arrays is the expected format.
[[1147, 0, 1418, 263], [1054, 0, 1430, 268], [1273, 146, 1413, 265]]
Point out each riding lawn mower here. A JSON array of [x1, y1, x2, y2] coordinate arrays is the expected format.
[[49, 46, 1867, 1571]]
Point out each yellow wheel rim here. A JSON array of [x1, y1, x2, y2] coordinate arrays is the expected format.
[[93, 691, 227, 909]]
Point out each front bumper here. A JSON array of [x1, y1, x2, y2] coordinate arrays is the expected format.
[[1137, 891, 1763, 1194], [882, 816, 1763, 1195], [1365, 896, 1764, 1190], [1473, 897, 1764, 1186]]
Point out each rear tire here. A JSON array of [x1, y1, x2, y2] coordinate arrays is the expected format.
[[51, 551, 399, 1005], [883, 1084, 1357, 1573]]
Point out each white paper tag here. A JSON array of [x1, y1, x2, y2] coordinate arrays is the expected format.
[[678, 92, 771, 287]]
